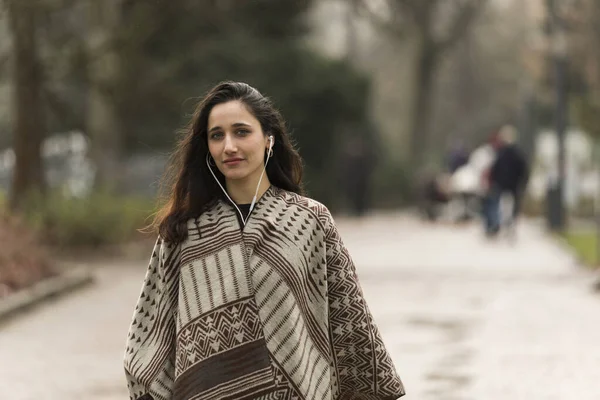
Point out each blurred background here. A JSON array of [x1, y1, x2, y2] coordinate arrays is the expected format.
[[2, 0, 600, 251], [2, 1, 600, 399], [3, 0, 600, 250]]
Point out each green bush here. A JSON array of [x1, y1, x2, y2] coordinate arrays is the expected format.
[[24, 190, 155, 248]]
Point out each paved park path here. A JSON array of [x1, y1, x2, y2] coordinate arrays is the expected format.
[[1, 213, 599, 399]]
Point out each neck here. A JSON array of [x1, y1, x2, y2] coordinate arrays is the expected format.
[[226, 175, 271, 205]]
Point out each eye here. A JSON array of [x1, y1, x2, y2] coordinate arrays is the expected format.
[[209, 132, 223, 140], [236, 129, 250, 136]]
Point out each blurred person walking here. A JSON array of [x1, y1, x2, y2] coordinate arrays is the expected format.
[[485, 125, 529, 237], [446, 139, 473, 222], [123, 82, 405, 400], [446, 139, 470, 174], [469, 130, 502, 225]]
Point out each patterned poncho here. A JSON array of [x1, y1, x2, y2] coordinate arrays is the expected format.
[[124, 186, 404, 400]]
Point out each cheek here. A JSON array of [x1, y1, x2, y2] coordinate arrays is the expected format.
[[207, 142, 219, 157], [250, 146, 267, 163], [250, 137, 268, 157]]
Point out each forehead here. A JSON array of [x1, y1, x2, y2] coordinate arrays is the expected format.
[[208, 100, 259, 128]]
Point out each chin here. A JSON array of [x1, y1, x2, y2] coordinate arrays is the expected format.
[[222, 170, 250, 181]]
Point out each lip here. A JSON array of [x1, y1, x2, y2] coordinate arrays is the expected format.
[[223, 158, 244, 166]]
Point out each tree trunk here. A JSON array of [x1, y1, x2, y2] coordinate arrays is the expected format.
[[86, 0, 123, 190], [593, 0, 600, 103], [456, 36, 476, 133], [408, 34, 438, 168], [7, 0, 46, 211]]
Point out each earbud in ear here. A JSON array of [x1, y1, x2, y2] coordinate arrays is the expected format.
[[269, 136, 274, 150]]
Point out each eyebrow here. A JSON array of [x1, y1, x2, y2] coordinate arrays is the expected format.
[[208, 122, 252, 133]]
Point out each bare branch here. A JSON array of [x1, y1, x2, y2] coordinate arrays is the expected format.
[[436, 0, 488, 53], [353, 0, 408, 38], [39, 0, 83, 11], [0, 52, 9, 75], [43, 84, 78, 127], [408, 0, 439, 26]]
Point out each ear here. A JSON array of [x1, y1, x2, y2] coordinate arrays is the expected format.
[[266, 134, 274, 150]]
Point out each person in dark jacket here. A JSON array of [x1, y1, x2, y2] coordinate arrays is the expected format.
[[486, 125, 529, 236], [447, 140, 470, 174]]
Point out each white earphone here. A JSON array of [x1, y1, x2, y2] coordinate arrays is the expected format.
[[268, 135, 274, 151]]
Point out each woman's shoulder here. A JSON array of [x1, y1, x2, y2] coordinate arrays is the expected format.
[[151, 234, 182, 264], [272, 187, 334, 228], [182, 200, 226, 229]]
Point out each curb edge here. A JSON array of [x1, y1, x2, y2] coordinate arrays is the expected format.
[[0, 267, 95, 323]]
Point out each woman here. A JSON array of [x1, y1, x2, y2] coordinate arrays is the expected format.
[[124, 81, 405, 400]]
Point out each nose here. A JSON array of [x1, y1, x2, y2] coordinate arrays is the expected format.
[[223, 134, 237, 154]]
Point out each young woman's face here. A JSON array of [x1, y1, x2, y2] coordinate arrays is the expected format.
[[207, 100, 270, 184]]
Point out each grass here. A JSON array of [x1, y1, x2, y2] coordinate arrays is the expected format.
[[563, 231, 599, 268]]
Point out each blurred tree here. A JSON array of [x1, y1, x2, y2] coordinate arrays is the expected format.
[[112, 0, 370, 203], [432, 2, 535, 149], [85, 0, 123, 189], [6, 0, 46, 211], [570, 0, 600, 140], [21, 0, 89, 134], [2, 0, 371, 204], [356, 0, 488, 167]]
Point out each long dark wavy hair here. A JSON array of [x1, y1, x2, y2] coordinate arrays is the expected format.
[[150, 81, 305, 244]]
